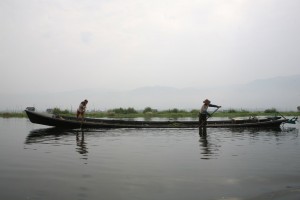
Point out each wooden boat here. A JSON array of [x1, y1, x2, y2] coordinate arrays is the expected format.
[[24, 108, 289, 129]]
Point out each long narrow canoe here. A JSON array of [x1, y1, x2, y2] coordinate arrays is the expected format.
[[24, 109, 288, 129]]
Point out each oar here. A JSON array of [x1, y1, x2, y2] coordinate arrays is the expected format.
[[276, 112, 287, 120], [198, 107, 220, 128], [276, 112, 299, 124]]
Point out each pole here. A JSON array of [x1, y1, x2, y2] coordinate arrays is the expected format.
[[199, 107, 220, 128]]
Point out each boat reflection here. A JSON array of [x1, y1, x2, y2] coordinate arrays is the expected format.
[[197, 126, 299, 160], [25, 128, 90, 162]]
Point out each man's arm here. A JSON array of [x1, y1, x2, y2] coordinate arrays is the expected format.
[[209, 104, 221, 108]]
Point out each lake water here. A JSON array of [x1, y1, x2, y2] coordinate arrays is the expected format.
[[0, 118, 300, 200]]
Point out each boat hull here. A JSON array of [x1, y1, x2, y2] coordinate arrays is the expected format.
[[25, 110, 288, 129]]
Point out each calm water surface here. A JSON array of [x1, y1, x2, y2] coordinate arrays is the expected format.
[[0, 118, 300, 200]]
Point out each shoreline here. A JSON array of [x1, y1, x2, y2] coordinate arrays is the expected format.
[[1, 110, 299, 119]]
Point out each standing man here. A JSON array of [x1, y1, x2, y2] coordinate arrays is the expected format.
[[77, 99, 88, 121], [199, 99, 221, 127]]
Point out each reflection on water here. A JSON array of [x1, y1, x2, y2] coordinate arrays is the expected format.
[[2, 118, 300, 200], [26, 128, 91, 162], [20, 123, 300, 200], [197, 126, 299, 160], [26, 126, 299, 163], [27, 129, 68, 143], [247, 185, 300, 200], [198, 128, 220, 160], [76, 131, 88, 162]]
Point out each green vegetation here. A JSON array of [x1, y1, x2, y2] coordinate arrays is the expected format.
[[0, 112, 27, 118], [1, 107, 299, 119], [52, 108, 71, 115], [264, 108, 278, 113]]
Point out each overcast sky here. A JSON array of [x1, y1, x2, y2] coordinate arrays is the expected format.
[[1, 0, 300, 94]]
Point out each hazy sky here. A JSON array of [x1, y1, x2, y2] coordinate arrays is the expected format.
[[1, 0, 300, 94]]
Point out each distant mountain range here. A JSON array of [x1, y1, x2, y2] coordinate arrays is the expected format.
[[1, 74, 300, 111]]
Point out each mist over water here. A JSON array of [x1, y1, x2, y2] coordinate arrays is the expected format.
[[1, 75, 300, 112]]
